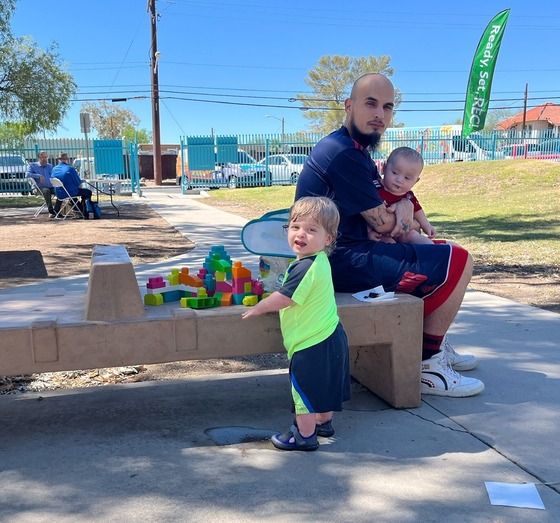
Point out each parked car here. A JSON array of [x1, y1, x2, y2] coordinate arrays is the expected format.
[[73, 156, 96, 177], [212, 150, 267, 189], [0, 153, 30, 194], [498, 143, 540, 159], [529, 138, 560, 161], [258, 154, 308, 184], [383, 126, 504, 163]]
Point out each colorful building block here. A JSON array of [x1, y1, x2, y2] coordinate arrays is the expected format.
[[178, 267, 203, 287], [214, 292, 232, 306], [166, 268, 181, 286], [162, 289, 183, 303], [251, 281, 264, 296], [147, 276, 166, 289], [242, 295, 259, 307], [144, 293, 164, 306], [232, 261, 251, 279], [143, 245, 258, 309]]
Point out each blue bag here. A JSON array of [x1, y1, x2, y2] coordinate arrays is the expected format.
[[86, 200, 102, 219]]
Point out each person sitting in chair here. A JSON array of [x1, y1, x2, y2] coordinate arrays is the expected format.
[[51, 152, 95, 219], [26, 151, 56, 218]]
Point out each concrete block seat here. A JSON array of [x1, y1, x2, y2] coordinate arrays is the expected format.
[[0, 246, 424, 408]]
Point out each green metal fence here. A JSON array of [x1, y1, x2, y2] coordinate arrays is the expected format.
[[3, 128, 558, 196], [177, 128, 560, 191], [178, 133, 324, 191]]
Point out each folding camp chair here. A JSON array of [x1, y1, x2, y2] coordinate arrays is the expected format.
[[51, 178, 84, 220], [27, 177, 48, 217]]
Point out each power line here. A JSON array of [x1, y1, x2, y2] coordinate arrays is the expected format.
[[73, 87, 560, 106], [160, 98, 187, 135], [104, 16, 147, 97], [76, 82, 560, 97], [70, 59, 560, 75], [69, 92, 551, 115]]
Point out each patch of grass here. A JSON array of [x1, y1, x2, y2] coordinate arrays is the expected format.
[[204, 160, 560, 273], [205, 185, 296, 217], [0, 195, 40, 208], [417, 160, 560, 271]]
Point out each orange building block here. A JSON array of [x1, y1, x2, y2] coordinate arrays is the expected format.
[[232, 261, 252, 280], [178, 267, 203, 287]]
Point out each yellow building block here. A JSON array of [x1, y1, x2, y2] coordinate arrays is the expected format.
[[242, 295, 259, 307], [166, 268, 180, 286], [144, 293, 164, 306]]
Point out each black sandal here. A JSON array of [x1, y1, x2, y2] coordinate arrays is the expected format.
[[293, 418, 335, 438], [271, 424, 319, 451], [316, 419, 335, 438]]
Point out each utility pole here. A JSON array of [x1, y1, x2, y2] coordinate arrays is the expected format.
[[265, 115, 285, 143], [149, 0, 162, 185], [521, 83, 528, 133], [521, 83, 528, 158]]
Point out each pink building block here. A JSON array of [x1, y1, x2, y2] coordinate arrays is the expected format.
[[147, 276, 166, 290], [215, 280, 232, 293], [251, 280, 264, 296], [232, 277, 251, 294]]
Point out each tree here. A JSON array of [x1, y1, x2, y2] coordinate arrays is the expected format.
[[484, 108, 516, 130], [81, 100, 142, 139], [0, 121, 29, 147], [0, 1, 15, 38], [443, 118, 464, 126], [122, 124, 151, 144], [297, 55, 402, 134], [0, 3, 76, 134]]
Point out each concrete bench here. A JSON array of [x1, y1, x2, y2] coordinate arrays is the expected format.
[[0, 246, 424, 408]]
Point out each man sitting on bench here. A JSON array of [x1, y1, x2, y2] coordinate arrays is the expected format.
[[295, 73, 484, 399]]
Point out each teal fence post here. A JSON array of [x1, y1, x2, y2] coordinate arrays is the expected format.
[[129, 140, 140, 194], [265, 138, 270, 186], [180, 136, 187, 193]]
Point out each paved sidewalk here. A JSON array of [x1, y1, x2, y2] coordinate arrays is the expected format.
[[1, 188, 559, 522]]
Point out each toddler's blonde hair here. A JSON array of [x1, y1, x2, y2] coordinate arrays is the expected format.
[[289, 196, 340, 255]]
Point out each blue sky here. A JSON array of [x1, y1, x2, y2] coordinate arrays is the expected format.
[[10, 0, 560, 143]]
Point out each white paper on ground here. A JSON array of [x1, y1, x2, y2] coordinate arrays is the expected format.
[[485, 482, 545, 510], [352, 285, 396, 303]]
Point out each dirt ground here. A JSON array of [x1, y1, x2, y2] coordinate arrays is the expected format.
[[0, 198, 558, 393]]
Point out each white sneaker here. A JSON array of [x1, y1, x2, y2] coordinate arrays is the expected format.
[[443, 337, 479, 371], [421, 352, 484, 397]]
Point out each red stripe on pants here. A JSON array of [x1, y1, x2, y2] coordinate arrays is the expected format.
[[422, 244, 469, 317]]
